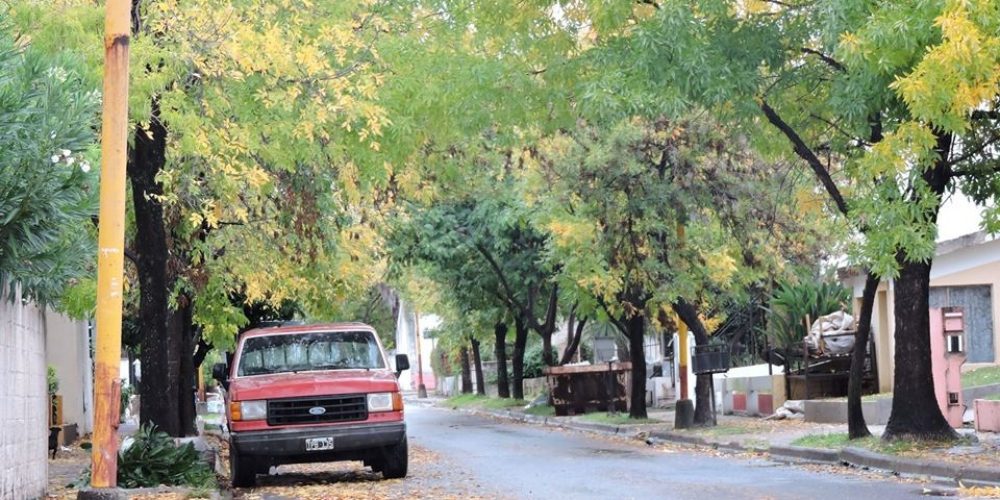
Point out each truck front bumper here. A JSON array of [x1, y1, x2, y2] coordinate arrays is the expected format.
[[232, 421, 406, 457]]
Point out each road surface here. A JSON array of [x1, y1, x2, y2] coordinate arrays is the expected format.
[[239, 405, 932, 499]]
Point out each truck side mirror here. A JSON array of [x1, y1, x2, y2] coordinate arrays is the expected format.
[[212, 362, 230, 390], [395, 354, 410, 378]]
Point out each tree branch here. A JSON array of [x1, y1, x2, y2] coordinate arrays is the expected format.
[[473, 242, 527, 313], [800, 48, 846, 72], [760, 100, 850, 217]]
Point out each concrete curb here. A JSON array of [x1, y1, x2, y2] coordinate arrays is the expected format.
[[840, 447, 1000, 485], [447, 405, 1000, 486], [768, 445, 841, 463]]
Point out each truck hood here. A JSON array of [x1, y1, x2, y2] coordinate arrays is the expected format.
[[229, 369, 399, 401]]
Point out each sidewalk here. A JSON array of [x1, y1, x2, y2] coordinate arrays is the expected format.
[[418, 394, 1000, 489]]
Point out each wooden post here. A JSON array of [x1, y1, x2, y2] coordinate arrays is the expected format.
[[90, 0, 131, 488]]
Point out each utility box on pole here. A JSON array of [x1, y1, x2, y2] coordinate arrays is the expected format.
[[929, 307, 967, 428]]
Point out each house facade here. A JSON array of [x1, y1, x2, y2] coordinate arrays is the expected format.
[[842, 231, 1000, 392]]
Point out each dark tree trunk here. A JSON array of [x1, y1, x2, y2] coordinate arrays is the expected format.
[[625, 314, 647, 419], [460, 345, 473, 394], [130, 101, 185, 437], [848, 271, 879, 439], [673, 299, 715, 426], [494, 321, 510, 398], [511, 316, 528, 400], [175, 299, 197, 436], [561, 314, 587, 365], [541, 331, 554, 367], [883, 257, 958, 440], [471, 337, 485, 396]]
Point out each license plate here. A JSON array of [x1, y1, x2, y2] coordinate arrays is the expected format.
[[305, 437, 335, 451]]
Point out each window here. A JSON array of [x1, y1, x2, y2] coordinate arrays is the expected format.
[[947, 335, 963, 354], [948, 392, 960, 406], [237, 330, 385, 376]]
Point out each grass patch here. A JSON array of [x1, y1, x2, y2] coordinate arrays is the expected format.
[[791, 432, 969, 455], [443, 394, 489, 408], [962, 365, 1000, 388], [579, 412, 661, 425], [443, 394, 527, 410], [525, 404, 555, 416]]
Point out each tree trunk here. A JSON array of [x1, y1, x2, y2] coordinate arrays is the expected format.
[[471, 337, 485, 396], [848, 271, 879, 439], [175, 299, 197, 436], [561, 314, 587, 365], [883, 256, 957, 440], [511, 316, 528, 400], [460, 345, 473, 394], [672, 299, 715, 426], [494, 321, 510, 398], [130, 101, 185, 437], [541, 330, 554, 366], [625, 314, 647, 419]]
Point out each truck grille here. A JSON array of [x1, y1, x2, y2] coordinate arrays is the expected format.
[[267, 394, 368, 426]]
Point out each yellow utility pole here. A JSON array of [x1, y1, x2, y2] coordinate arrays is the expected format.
[[91, 0, 131, 488], [674, 222, 694, 428]]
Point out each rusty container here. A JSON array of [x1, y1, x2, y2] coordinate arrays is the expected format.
[[544, 362, 632, 416]]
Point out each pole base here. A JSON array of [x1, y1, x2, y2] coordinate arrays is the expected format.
[[77, 489, 126, 500], [417, 384, 427, 398], [674, 399, 695, 429]]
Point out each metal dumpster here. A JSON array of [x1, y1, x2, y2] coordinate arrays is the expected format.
[[544, 362, 632, 416]]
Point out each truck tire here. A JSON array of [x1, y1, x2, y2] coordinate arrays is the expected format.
[[378, 436, 408, 479], [230, 450, 257, 488]]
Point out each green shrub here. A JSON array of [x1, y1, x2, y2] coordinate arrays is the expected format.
[[47, 366, 59, 395], [523, 344, 558, 378], [73, 423, 215, 489]]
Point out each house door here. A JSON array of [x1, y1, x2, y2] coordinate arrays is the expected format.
[[928, 285, 995, 363]]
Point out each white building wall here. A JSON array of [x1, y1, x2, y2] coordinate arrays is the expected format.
[[0, 284, 49, 499], [44, 310, 93, 434]]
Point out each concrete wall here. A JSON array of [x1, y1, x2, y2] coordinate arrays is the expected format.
[[721, 374, 785, 416], [0, 284, 49, 499], [44, 311, 92, 435]]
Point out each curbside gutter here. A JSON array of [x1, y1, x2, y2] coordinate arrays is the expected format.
[[449, 405, 1000, 487]]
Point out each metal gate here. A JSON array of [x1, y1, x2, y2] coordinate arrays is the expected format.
[[929, 285, 995, 363]]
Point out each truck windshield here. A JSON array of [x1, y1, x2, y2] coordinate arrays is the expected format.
[[237, 330, 385, 376]]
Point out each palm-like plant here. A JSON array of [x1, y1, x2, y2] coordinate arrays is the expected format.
[[0, 28, 100, 304], [762, 280, 851, 350]]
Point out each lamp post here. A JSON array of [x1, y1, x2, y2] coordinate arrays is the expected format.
[[89, 0, 131, 490]]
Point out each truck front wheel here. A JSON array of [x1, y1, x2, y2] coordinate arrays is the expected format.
[[377, 436, 408, 479], [230, 450, 257, 488]]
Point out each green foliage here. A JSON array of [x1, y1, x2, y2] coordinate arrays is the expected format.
[[763, 280, 852, 349], [117, 424, 215, 488], [47, 366, 59, 395], [0, 26, 99, 304], [430, 344, 457, 377], [523, 344, 557, 379], [72, 423, 215, 489]]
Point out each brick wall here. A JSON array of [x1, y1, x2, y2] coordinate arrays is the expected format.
[[0, 284, 48, 499]]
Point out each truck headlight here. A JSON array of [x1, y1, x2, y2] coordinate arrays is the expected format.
[[367, 392, 402, 412], [230, 400, 267, 421]]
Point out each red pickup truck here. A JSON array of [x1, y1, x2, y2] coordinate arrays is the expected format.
[[213, 322, 410, 487]]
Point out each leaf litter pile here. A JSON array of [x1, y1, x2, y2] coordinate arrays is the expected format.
[[232, 444, 504, 500]]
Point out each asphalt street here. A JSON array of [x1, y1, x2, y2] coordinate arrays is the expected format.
[[405, 405, 931, 500], [240, 405, 936, 499]]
